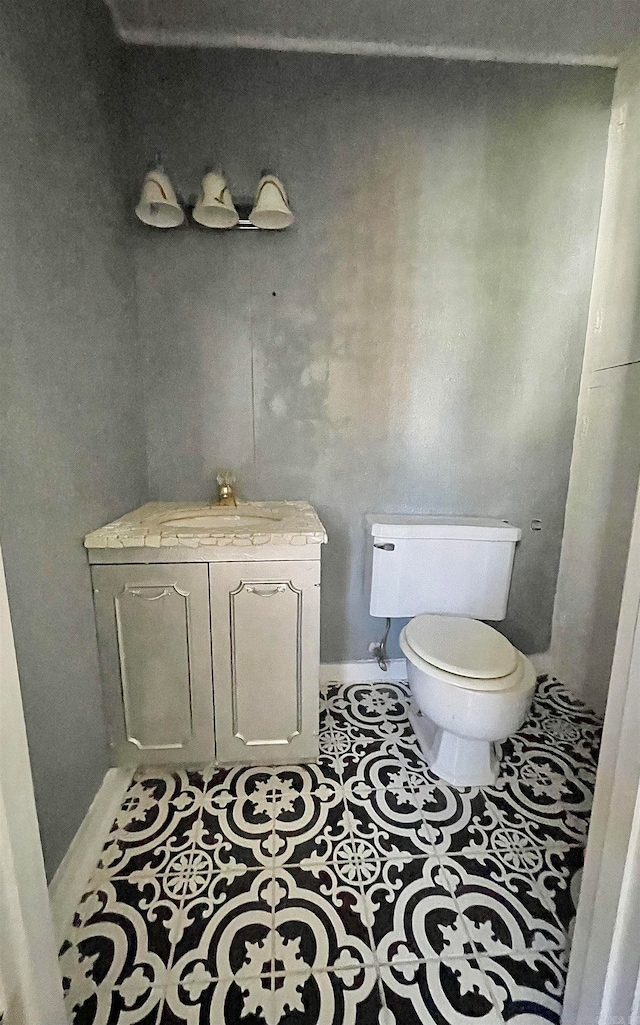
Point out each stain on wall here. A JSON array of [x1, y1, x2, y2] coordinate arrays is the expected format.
[[126, 49, 614, 659], [0, 0, 147, 873]]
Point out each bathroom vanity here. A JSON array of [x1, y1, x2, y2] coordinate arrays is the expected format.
[[84, 502, 326, 767]]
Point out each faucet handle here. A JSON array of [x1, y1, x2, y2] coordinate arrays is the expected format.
[[215, 469, 237, 506]]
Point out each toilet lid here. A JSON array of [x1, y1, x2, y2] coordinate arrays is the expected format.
[[404, 615, 518, 679]]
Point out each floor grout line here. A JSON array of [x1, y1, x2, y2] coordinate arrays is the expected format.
[[105, 947, 565, 986], [269, 792, 277, 978], [325, 699, 384, 973], [93, 840, 583, 888]]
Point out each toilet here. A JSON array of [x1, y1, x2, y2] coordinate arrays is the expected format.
[[367, 515, 536, 786]]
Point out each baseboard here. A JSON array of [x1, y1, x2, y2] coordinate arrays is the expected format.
[[320, 659, 407, 683], [49, 766, 134, 945], [321, 651, 553, 686], [530, 651, 553, 676]]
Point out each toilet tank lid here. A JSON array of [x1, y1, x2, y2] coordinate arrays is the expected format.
[[367, 515, 521, 542]]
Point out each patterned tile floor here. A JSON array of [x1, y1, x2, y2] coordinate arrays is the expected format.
[[60, 674, 601, 1025]]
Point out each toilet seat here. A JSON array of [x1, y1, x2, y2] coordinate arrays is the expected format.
[[405, 615, 517, 677], [401, 615, 523, 693]]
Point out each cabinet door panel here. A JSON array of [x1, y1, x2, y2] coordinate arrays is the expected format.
[[211, 561, 320, 764], [114, 582, 192, 750], [231, 580, 302, 746], [92, 564, 214, 765]]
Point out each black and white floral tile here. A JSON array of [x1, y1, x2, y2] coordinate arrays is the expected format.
[[59, 675, 601, 1025]]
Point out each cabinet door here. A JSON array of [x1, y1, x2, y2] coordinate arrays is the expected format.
[[91, 564, 214, 765], [210, 560, 320, 764]]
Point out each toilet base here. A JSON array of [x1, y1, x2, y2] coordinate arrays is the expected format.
[[408, 709, 499, 787]]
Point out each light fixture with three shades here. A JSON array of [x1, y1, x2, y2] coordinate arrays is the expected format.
[[135, 167, 294, 231]]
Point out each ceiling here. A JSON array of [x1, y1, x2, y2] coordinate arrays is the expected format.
[[105, 0, 640, 66]]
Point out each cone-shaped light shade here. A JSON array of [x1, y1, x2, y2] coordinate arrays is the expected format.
[[192, 172, 239, 228], [135, 169, 184, 228], [249, 175, 294, 230]]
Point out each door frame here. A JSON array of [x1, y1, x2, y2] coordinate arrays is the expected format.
[[562, 478, 640, 1023], [0, 544, 66, 1023]]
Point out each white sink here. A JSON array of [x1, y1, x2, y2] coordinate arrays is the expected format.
[[159, 508, 283, 531]]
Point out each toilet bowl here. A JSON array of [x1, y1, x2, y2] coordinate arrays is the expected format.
[[399, 615, 536, 786]]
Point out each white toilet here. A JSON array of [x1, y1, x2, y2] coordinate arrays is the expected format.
[[367, 515, 536, 786]]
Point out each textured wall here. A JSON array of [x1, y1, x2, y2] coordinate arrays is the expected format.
[[0, 0, 147, 874], [551, 50, 640, 716], [126, 50, 613, 661]]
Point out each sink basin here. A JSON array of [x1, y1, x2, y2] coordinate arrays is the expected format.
[[160, 509, 283, 531]]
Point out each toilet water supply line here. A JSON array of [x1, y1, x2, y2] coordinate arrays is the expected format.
[[371, 617, 392, 671]]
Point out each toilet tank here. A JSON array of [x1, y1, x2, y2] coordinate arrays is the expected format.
[[367, 515, 521, 621]]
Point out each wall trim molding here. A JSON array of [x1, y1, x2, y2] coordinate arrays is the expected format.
[[49, 767, 134, 946], [321, 652, 552, 685], [321, 659, 407, 683], [529, 651, 553, 676], [104, 6, 618, 70]]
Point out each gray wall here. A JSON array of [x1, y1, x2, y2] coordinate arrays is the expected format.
[[126, 50, 613, 661], [0, 0, 147, 874]]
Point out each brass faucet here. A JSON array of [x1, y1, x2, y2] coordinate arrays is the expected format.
[[215, 470, 237, 506]]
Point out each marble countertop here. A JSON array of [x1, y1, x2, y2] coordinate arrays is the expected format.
[[84, 501, 328, 550]]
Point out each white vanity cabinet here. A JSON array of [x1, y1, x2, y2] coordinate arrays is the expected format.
[[85, 501, 326, 769], [210, 560, 320, 763]]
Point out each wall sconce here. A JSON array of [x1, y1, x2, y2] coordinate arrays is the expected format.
[[135, 168, 185, 228], [135, 163, 294, 232], [192, 172, 239, 229], [249, 174, 294, 230]]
